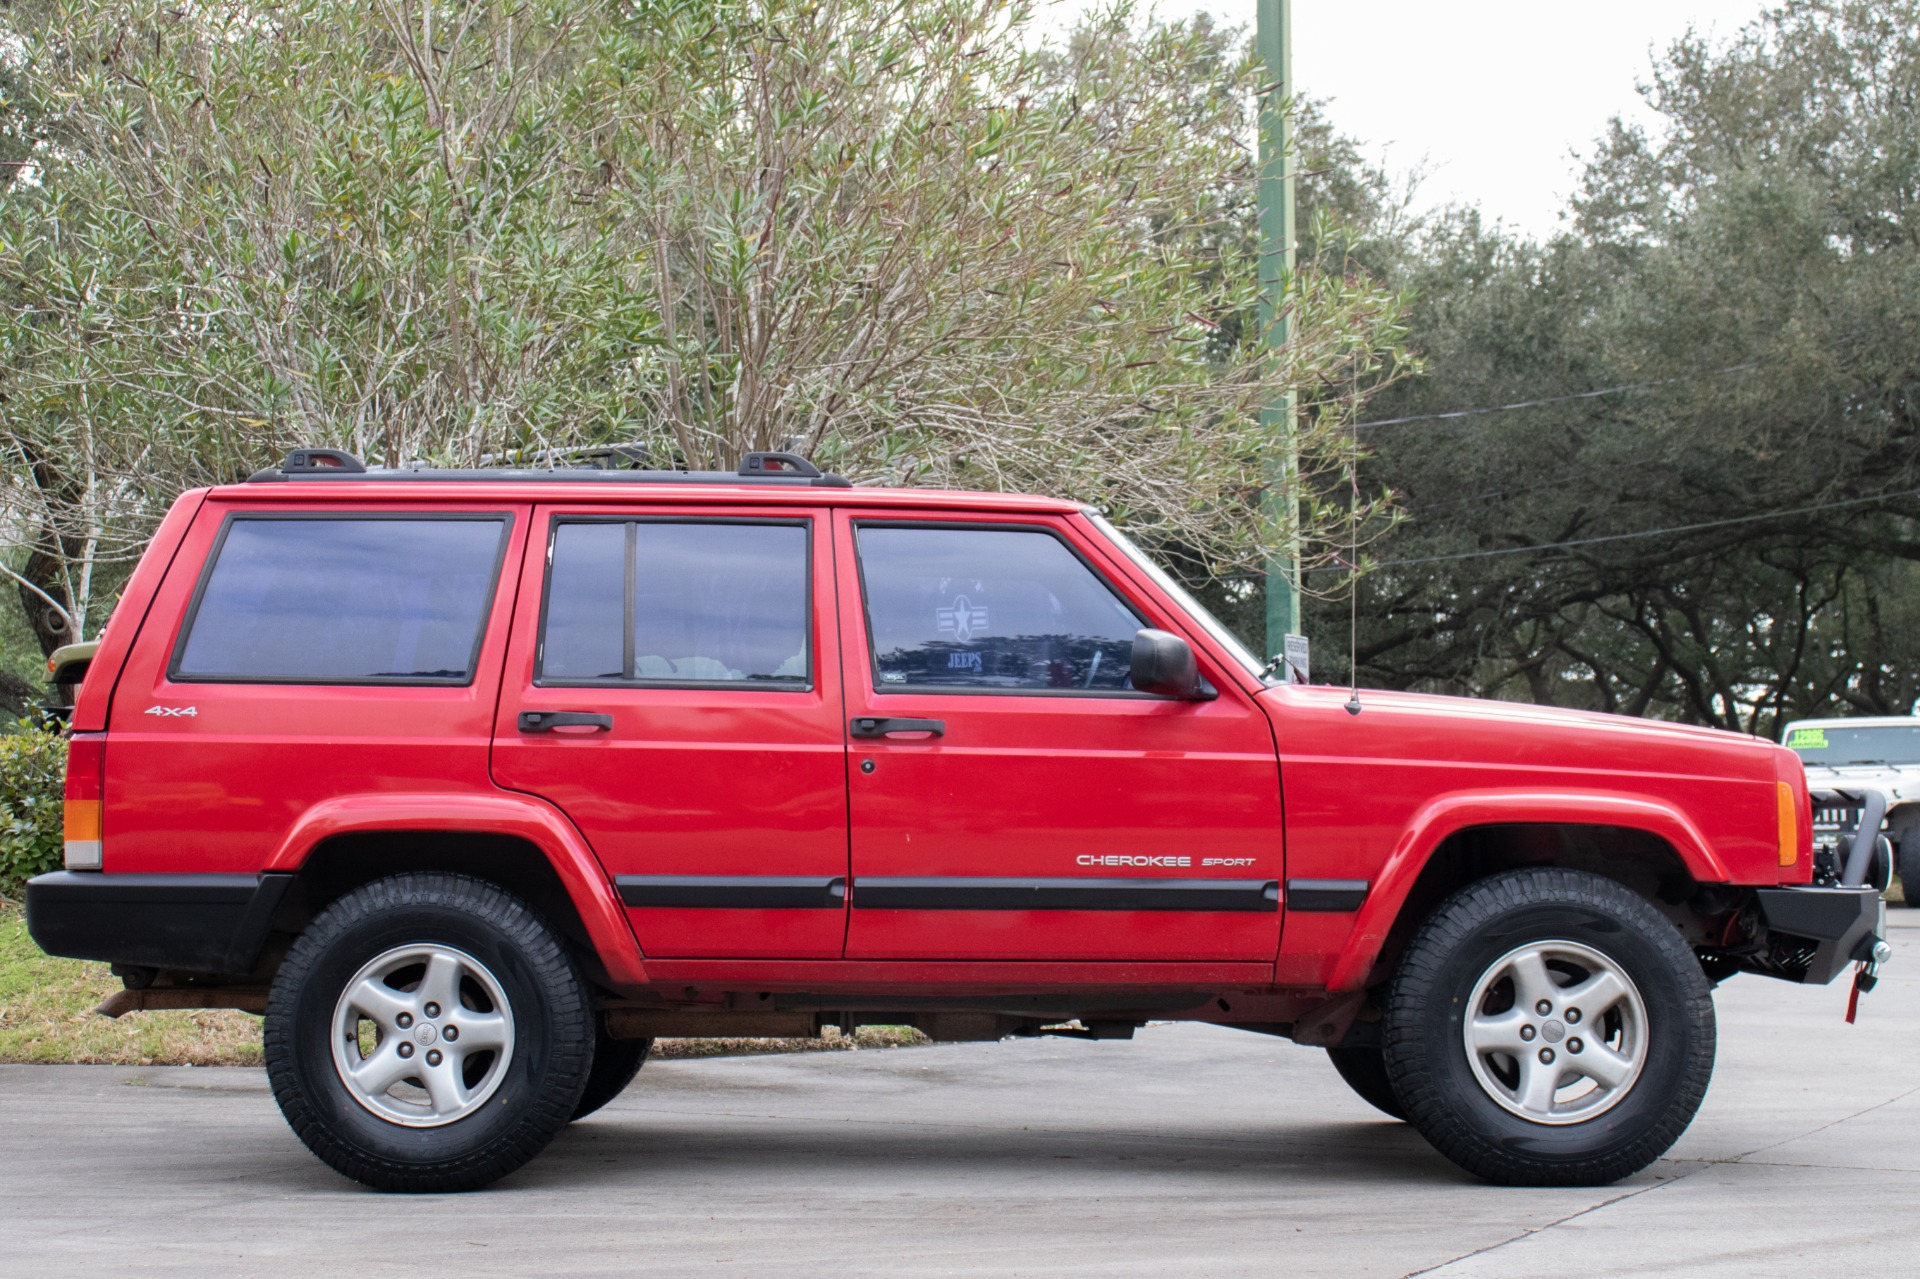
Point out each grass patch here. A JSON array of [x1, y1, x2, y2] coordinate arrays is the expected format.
[[0, 899, 926, 1065], [0, 898, 263, 1066]]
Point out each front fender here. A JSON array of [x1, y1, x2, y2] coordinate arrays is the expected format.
[[265, 792, 648, 989], [1321, 789, 1731, 993]]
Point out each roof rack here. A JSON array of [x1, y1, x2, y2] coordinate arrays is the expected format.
[[246, 448, 852, 488]]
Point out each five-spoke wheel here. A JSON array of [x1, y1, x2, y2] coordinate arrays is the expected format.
[[265, 873, 594, 1193], [1383, 867, 1715, 1186], [332, 944, 517, 1127], [1462, 939, 1646, 1125]]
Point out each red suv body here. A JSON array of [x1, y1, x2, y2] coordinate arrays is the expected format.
[[26, 451, 1885, 1192]]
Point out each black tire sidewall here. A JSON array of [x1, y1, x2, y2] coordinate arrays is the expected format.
[[1894, 830, 1920, 908], [1388, 872, 1714, 1182], [1326, 1044, 1406, 1121], [571, 1029, 650, 1122], [267, 876, 592, 1185]]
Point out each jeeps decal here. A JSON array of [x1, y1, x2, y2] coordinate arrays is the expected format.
[[144, 705, 198, 717]]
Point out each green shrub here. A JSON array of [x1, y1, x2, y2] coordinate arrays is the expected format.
[[0, 723, 67, 896]]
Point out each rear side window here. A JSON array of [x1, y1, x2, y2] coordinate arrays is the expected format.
[[855, 524, 1143, 693], [173, 516, 509, 684], [539, 520, 810, 687]]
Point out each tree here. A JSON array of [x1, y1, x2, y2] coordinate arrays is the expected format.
[[0, 0, 1408, 660], [1325, 0, 1920, 731]]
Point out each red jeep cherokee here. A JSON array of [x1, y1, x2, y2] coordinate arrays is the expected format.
[[25, 449, 1886, 1193]]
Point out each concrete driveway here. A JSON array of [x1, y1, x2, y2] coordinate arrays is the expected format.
[[2, 914, 1915, 1278]]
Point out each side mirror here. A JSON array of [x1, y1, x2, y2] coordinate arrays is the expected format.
[[1130, 628, 1211, 699]]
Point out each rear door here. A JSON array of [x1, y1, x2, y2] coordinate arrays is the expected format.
[[490, 504, 849, 958], [836, 511, 1285, 963]]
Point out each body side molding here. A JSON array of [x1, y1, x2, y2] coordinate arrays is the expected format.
[[618, 876, 847, 910], [1286, 879, 1370, 912], [852, 877, 1279, 913]]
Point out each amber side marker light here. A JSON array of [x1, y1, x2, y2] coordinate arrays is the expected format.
[[1776, 781, 1799, 868]]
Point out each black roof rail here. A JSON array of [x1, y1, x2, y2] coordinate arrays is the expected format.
[[246, 448, 852, 488]]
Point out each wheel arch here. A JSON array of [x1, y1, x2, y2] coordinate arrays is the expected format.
[[263, 793, 647, 990], [1323, 791, 1732, 993]]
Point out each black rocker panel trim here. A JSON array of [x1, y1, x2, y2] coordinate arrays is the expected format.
[[617, 875, 848, 910], [851, 877, 1280, 913], [1285, 879, 1371, 912]]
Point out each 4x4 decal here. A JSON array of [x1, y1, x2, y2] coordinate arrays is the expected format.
[[143, 705, 198, 717]]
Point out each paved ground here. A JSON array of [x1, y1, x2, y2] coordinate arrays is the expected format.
[[3, 914, 1916, 1278]]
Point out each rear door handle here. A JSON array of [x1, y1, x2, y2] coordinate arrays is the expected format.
[[518, 710, 614, 734], [849, 717, 945, 740]]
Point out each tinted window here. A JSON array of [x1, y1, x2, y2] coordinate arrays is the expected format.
[[541, 521, 809, 685], [856, 526, 1142, 692], [175, 517, 506, 683]]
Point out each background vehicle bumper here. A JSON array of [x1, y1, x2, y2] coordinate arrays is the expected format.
[[24, 871, 292, 976]]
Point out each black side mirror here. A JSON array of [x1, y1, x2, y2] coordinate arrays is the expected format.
[[1130, 628, 1210, 699]]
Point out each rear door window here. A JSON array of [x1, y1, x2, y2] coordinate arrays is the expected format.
[[172, 515, 510, 684], [539, 520, 810, 687], [854, 524, 1143, 693]]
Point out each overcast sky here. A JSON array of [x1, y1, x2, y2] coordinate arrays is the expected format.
[[1039, 1, 1777, 238]]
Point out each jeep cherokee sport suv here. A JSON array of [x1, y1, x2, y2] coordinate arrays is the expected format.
[[25, 449, 1888, 1193]]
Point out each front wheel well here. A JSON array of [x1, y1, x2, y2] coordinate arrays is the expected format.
[[1370, 824, 1720, 988], [268, 831, 609, 987]]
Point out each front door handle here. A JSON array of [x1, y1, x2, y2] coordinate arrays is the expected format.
[[519, 710, 614, 734], [850, 716, 945, 740]]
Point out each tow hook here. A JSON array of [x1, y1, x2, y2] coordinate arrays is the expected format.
[[1845, 903, 1892, 1024]]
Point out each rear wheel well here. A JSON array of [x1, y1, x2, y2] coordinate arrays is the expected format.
[[1369, 824, 1721, 988], [269, 831, 611, 988]]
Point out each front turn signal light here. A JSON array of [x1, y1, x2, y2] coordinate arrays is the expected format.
[[1776, 781, 1799, 868]]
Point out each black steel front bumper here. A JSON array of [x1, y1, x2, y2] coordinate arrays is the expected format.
[[25, 871, 293, 976], [1752, 885, 1885, 985]]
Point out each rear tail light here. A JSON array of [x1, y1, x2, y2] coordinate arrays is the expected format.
[[64, 732, 105, 871], [1775, 780, 1800, 868]]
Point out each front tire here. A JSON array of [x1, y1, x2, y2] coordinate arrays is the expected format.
[[1384, 868, 1715, 1186], [265, 873, 594, 1192]]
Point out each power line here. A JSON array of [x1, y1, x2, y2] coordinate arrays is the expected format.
[[1351, 361, 1766, 431], [1308, 484, 1920, 574]]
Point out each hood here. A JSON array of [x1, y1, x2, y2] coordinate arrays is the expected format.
[[1257, 684, 1777, 782], [1798, 760, 1920, 806]]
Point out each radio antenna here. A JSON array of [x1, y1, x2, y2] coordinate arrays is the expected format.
[[1345, 457, 1363, 716]]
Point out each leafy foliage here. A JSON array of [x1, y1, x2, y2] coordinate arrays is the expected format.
[[0, 720, 63, 893], [0, 0, 1409, 659], [1323, 0, 1920, 731]]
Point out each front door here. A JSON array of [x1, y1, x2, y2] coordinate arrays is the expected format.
[[835, 512, 1285, 962], [491, 505, 848, 958]]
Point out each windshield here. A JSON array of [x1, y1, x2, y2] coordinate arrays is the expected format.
[[1081, 511, 1267, 679], [1784, 723, 1920, 767]]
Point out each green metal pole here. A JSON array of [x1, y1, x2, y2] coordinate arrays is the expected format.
[[1256, 0, 1300, 660]]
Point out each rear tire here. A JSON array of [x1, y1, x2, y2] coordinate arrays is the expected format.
[[1384, 867, 1715, 1186], [572, 1024, 651, 1121], [265, 873, 594, 1193], [1326, 1044, 1406, 1120]]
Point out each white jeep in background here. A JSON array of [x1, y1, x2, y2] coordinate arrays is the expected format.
[[1783, 716, 1920, 906]]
